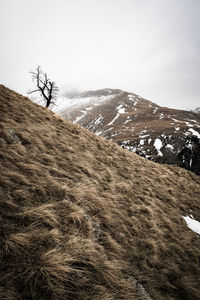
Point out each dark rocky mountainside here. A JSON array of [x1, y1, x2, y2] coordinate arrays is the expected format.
[[58, 89, 200, 175]]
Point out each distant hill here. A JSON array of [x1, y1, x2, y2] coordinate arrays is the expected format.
[[58, 88, 200, 175], [1, 85, 200, 299]]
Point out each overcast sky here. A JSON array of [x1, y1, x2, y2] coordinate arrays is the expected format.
[[0, 0, 200, 109]]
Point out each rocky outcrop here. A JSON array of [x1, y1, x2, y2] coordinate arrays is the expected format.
[[177, 136, 200, 175]]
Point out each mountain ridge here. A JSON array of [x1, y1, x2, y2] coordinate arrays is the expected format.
[[58, 88, 200, 175]]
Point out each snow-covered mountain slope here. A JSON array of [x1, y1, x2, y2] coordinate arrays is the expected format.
[[57, 89, 200, 175], [54, 89, 122, 115]]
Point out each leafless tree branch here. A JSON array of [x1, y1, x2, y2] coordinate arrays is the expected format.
[[28, 66, 59, 108]]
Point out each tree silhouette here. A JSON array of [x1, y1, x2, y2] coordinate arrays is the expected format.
[[28, 66, 59, 108]]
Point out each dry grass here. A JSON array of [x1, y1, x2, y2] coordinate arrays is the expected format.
[[1, 85, 200, 299]]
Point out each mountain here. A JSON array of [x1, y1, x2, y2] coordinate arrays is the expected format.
[[192, 107, 200, 114], [58, 89, 200, 175], [1, 85, 200, 299]]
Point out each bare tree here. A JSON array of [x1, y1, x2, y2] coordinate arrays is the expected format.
[[28, 66, 59, 108]]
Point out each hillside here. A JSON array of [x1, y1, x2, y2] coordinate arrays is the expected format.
[[58, 89, 200, 175], [1, 85, 200, 299]]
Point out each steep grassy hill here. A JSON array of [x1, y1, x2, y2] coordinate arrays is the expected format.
[[1, 85, 200, 299]]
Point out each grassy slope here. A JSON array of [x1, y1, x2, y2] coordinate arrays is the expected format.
[[0, 85, 200, 299]]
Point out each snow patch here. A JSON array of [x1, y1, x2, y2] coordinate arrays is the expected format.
[[128, 94, 135, 100], [85, 107, 92, 111], [159, 113, 164, 119], [74, 111, 87, 123], [94, 115, 103, 126], [122, 140, 130, 144], [171, 118, 181, 123], [165, 144, 174, 150], [153, 108, 158, 114], [139, 130, 149, 138], [154, 138, 163, 156], [117, 104, 126, 114], [110, 132, 118, 137], [185, 121, 193, 127], [183, 216, 200, 235], [107, 104, 126, 126], [140, 139, 145, 145], [104, 127, 113, 132], [188, 128, 200, 138], [128, 94, 138, 106], [95, 131, 102, 136], [124, 117, 131, 124], [107, 114, 120, 126]]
